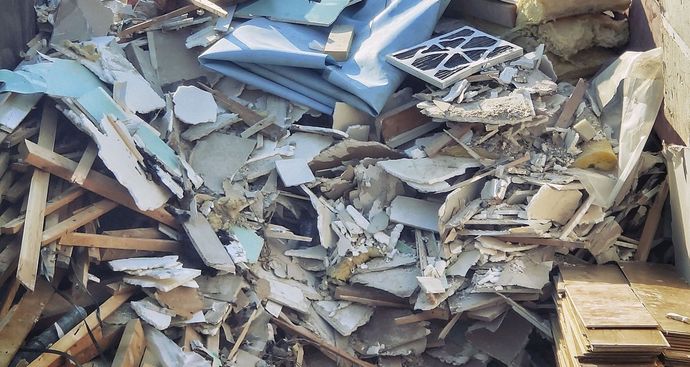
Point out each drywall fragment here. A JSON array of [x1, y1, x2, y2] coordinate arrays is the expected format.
[[50, 0, 115, 44], [313, 301, 373, 336], [181, 113, 240, 141], [109, 255, 180, 272], [275, 158, 315, 187], [481, 179, 509, 204], [266, 278, 310, 314], [417, 276, 446, 294], [190, 132, 256, 193], [573, 118, 597, 141], [173, 86, 217, 125], [499, 67, 518, 84], [131, 299, 173, 330], [301, 185, 336, 249], [112, 76, 165, 114], [418, 92, 535, 125], [446, 250, 481, 277], [182, 212, 236, 273], [350, 266, 420, 298], [147, 30, 215, 86], [155, 287, 204, 318], [282, 132, 333, 161], [573, 139, 617, 171], [527, 186, 582, 225], [0, 93, 42, 133], [351, 308, 429, 356], [390, 196, 442, 232], [377, 156, 480, 186], [124, 269, 201, 292], [496, 258, 552, 290], [230, 226, 264, 263], [466, 311, 532, 365]]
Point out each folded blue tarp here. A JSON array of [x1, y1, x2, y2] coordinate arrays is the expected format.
[[199, 0, 446, 116]]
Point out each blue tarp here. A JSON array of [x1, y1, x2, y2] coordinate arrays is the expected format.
[[199, 0, 446, 116]]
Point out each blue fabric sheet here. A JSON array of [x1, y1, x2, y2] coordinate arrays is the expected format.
[[199, 0, 445, 116]]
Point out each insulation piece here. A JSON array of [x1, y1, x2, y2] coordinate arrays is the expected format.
[[573, 140, 617, 171], [516, 0, 631, 25]]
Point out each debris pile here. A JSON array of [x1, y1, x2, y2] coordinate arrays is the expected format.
[[0, 1, 686, 367]]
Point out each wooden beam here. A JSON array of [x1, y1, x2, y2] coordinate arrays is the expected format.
[[112, 319, 146, 367], [118, 4, 198, 38], [70, 142, 98, 185], [26, 287, 136, 367], [1, 185, 86, 234], [59, 324, 124, 367], [59, 232, 181, 252], [0, 278, 55, 366], [16, 103, 57, 291], [41, 200, 118, 245], [634, 179, 669, 261], [20, 140, 178, 228]]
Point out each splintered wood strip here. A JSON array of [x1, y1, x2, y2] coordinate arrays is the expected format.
[[103, 227, 167, 239], [0, 278, 20, 317], [559, 195, 594, 241], [394, 308, 449, 325], [112, 319, 146, 367], [26, 287, 135, 367], [187, 0, 227, 16], [1, 186, 86, 234], [494, 236, 587, 248], [272, 316, 377, 367], [446, 154, 530, 192], [634, 179, 669, 261], [62, 325, 124, 367], [5, 171, 32, 203], [118, 4, 198, 38], [21, 140, 178, 228], [16, 103, 58, 291], [59, 232, 181, 252], [0, 242, 19, 288], [554, 78, 587, 128], [70, 142, 98, 185], [0, 278, 55, 366], [41, 200, 119, 245]]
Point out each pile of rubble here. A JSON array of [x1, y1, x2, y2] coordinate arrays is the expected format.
[[0, 0, 687, 367]]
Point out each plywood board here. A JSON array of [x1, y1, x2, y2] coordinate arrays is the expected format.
[[567, 286, 654, 328]]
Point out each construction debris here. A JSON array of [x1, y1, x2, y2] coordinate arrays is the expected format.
[[0, 1, 685, 367]]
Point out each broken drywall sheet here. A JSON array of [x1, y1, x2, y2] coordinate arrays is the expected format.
[[173, 85, 218, 125], [190, 132, 256, 193], [526, 186, 582, 225], [418, 92, 535, 125], [282, 132, 333, 161], [309, 140, 405, 171], [50, 0, 115, 44], [230, 226, 264, 263], [0, 57, 106, 98], [275, 158, 316, 187], [132, 124, 183, 178], [390, 196, 442, 232], [350, 266, 420, 298], [313, 301, 374, 336], [378, 156, 480, 186]]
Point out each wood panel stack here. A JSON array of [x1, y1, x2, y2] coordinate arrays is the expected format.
[[620, 263, 690, 366], [554, 264, 668, 366]]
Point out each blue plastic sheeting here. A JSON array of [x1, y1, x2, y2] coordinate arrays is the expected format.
[[199, 0, 446, 116]]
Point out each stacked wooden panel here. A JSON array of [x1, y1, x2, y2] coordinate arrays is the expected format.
[[555, 264, 668, 366], [620, 263, 690, 366]]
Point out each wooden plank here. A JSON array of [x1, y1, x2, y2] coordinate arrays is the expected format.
[[59, 232, 181, 252], [0, 278, 55, 366], [324, 24, 355, 61], [0, 278, 20, 317], [26, 288, 135, 367], [634, 179, 669, 261], [0, 242, 19, 288], [1, 185, 86, 234], [103, 227, 166, 239], [188, 0, 227, 16], [20, 140, 178, 228], [118, 4, 198, 38], [554, 78, 587, 128], [70, 142, 98, 185], [112, 319, 146, 367], [5, 171, 32, 203], [375, 101, 432, 145], [59, 325, 124, 367], [41, 199, 119, 245], [16, 103, 57, 291]]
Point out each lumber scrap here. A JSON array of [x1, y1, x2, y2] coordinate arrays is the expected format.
[[1, 186, 86, 234], [59, 232, 181, 252], [112, 319, 146, 367], [41, 199, 119, 245], [70, 142, 98, 185], [20, 140, 177, 227], [0, 278, 55, 366], [26, 287, 136, 367], [16, 103, 58, 290], [118, 4, 198, 38]]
